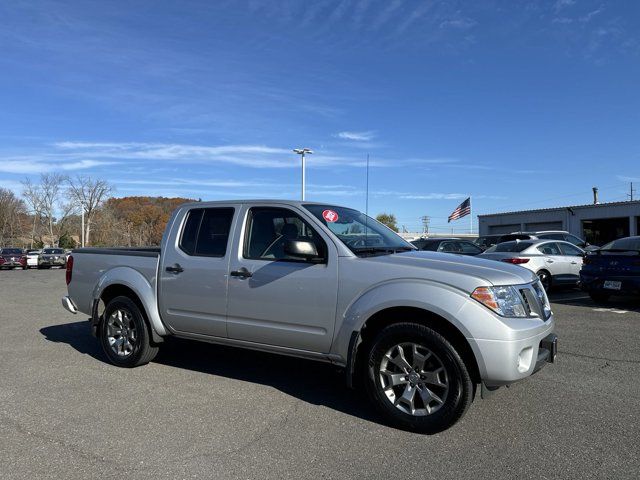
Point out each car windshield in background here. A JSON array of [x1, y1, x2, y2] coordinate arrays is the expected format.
[[304, 204, 414, 256], [485, 241, 533, 253], [1, 248, 22, 254], [600, 237, 640, 253], [43, 248, 64, 254]]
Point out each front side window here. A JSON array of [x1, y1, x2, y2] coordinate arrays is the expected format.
[[304, 204, 414, 256], [179, 208, 234, 257], [244, 207, 326, 261], [559, 243, 584, 256], [459, 241, 483, 254]]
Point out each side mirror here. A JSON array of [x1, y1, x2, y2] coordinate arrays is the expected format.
[[284, 239, 320, 260]]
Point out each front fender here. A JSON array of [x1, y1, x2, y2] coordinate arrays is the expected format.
[[93, 266, 167, 338], [331, 279, 473, 363]]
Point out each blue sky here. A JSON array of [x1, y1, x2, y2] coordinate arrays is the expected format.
[[1, 0, 639, 232]]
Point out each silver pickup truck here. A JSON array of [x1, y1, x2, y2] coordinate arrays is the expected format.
[[62, 200, 557, 433]]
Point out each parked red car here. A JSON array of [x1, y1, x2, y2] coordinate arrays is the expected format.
[[0, 248, 27, 269]]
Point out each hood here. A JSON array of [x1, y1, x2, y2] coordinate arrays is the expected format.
[[359, 250, 537, 288]]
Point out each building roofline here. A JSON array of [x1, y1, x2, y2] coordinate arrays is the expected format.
[[478, 200, 640, 218]]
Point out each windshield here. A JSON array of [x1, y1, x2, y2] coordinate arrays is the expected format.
[[1, 248, 22, 254], [43, 248, 64, 254], [600, 237, 640, 252], [304, 204, 415, 255]]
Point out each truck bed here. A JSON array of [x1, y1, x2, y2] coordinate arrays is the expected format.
[[68, 247, 161, 316], [72, 247, 160, 257]]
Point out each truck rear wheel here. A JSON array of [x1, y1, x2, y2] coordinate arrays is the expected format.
[[364, 322, 473, 434], [100, 296, 159, 367]]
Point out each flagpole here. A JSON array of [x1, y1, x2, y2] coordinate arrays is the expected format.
[[469, 196, 472, 235]]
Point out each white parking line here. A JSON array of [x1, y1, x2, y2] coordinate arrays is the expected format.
[[592, 307, 629, 314]]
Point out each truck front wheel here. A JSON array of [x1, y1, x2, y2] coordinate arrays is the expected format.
[[364, 322, 474, 434], [100, 296, 159, 367]]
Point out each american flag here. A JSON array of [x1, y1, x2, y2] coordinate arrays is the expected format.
[[448, 197, 471, 223]]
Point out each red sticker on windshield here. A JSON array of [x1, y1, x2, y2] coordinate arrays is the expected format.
[[322, 209, 339, 222]]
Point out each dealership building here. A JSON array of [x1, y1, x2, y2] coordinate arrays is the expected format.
[[478, 199, 640, 246]]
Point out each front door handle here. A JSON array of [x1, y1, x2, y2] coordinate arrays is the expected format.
[[546, 259, 554, 263], [165, 263, 184, 274], [230, 267, 253, 278]]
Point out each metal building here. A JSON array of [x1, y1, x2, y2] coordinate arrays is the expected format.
[[478, 200, 640, 246]]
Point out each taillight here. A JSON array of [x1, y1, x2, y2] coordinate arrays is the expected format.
[[66, 255, 74, 285], [583, 256, 591, 265], [501, 258, 530, 264]]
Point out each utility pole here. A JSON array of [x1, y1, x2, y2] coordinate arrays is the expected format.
[[421, 216, 430, 235], [628, 182, 635, 201], [293, 148, 313, 201]]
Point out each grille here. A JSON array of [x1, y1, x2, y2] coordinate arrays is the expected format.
[[518, 282, 551, 320]]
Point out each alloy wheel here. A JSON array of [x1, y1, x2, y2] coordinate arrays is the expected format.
[[379, 343, 449, 416], [106, 308, 137, 357]]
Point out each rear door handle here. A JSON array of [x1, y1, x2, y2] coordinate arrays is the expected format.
[[165, 263, 184, 274], [571, 261, 578, 265], [230, 267, 252, 278]]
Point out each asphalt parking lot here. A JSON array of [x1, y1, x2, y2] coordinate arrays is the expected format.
[[1, 269, 639, 480]]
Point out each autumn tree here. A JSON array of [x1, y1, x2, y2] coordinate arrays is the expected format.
[[0, 188, 27, 246], [375, 212, 399, 232]]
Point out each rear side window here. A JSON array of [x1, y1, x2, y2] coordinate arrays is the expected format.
[[179, 208, 234, 257], [537, 242, 562, 255]]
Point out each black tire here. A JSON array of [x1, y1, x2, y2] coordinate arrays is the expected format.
[[99, 296, 159, 367], [537, 270, 552, 291], [363, 322, 474, 434], [589, 292, 610, 303]]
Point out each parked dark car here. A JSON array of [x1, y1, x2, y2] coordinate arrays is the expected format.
[[38, 248, 67, 268], [0, 247, 27, 269], [580, 236, 640, 302], [474, 234, 531, 250], [412, 237, 483, 256]]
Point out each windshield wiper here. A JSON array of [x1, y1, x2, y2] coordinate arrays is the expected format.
[[353, 246, 415, 255]]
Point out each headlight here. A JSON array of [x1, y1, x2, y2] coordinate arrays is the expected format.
[[471, 286, 527, 317]]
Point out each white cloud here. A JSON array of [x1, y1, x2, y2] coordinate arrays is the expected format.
[[335, 131, 376, 141], [0, 157, 114, 174], [399, 193, 468, 200]]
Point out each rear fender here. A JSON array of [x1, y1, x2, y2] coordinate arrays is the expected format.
[[93, 266, 167, 339]]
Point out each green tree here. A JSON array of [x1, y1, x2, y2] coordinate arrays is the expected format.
[[375, 213, 399, 232]]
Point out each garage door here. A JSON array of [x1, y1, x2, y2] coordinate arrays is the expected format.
[[488, 224, 520, 234], [525, 221, 563, 231]]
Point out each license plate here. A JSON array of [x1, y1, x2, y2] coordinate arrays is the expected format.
[[603, 280, 622, 290]]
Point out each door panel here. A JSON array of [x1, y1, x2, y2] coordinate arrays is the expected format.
[[159, 206, 237, 337], [226, 206, 338, 353]]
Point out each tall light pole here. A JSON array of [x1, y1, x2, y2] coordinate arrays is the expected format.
[[293, 148, 313, 200]]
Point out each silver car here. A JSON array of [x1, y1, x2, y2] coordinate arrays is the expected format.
[[480, 239, 584, 290]]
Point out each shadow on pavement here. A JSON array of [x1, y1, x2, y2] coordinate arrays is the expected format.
[[40, 320, 381, 425]]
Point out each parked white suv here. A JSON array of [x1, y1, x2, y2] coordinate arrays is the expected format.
[[480, 239, 585, 290]]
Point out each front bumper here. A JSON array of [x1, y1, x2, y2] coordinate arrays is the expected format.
[[39, 257, 66, 266], [471, 316, 556, 387], [1, 258, 26, 267]]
